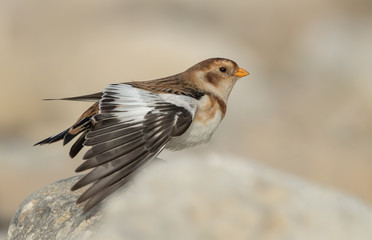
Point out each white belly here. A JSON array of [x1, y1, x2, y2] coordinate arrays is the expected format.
[[165, 109, 222, 151]]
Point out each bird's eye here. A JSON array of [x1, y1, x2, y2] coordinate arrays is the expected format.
[[219, 67, 227, 72]]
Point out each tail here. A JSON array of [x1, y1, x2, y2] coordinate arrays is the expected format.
[[43, 92, 103, 102], [34, 128, 70, 145], [35, 102, 99, 158]]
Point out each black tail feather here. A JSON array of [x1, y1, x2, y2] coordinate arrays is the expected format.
[[63, 132, 78, 145], [35, 118, 93, 157], [35, 102, 97, 159], [69, 131, 88, 158], [35, 128, 89, 158], [34, 129, 69, 146]]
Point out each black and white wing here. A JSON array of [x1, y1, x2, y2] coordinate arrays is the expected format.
[[71, 83, 197, 212]]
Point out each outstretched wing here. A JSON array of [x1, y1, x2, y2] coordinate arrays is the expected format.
[[71, 83, 197, 212]]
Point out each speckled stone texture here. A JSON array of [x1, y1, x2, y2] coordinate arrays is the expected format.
[[7, 175, 102, 240], [7, 155, 372, 240]]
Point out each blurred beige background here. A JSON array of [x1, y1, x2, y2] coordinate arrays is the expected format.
[[1, 0, 372, 232]]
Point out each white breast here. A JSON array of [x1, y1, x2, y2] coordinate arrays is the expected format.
[[166, 95, 223, 151]]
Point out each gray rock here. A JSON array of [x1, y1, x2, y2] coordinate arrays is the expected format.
[[7, 175, 103, 240], [7, 155, 372, 240]]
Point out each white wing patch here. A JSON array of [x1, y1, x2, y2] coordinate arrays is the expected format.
[[101, 84, 197, 120], [159, 93, 196, 118]]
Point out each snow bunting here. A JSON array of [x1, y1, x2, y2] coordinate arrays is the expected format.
[[35, 58, 249, 212]]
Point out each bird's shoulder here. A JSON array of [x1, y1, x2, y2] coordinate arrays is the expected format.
[[101, 82, 198, 117], [125, 75, 205, 100]]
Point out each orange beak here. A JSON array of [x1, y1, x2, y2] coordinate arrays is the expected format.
[[235, 67, 249, 77]]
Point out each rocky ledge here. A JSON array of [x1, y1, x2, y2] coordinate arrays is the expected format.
[[7, 155, 372, 240]]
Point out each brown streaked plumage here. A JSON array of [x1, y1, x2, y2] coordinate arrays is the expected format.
[[69, 102, 99, 135], [127, 75, 206, 99], [35, 57, 249, 212]]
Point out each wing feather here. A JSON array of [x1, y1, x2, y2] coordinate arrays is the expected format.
[[83, 131, 141, 159], [77, 152, 152, 204], [84, 124, 142, 146], [72, 84, 197, 212], [75, 140, 141, 173], [83, 136, 144, 162]]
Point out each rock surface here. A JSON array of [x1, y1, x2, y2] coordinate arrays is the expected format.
[[7, 175, 102, 240], [8, 155, 372, 240]]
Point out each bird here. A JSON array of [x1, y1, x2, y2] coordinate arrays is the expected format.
[[35, 57, 249, 212]]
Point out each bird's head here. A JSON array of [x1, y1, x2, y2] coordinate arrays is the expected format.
[[185, 58, 249, 101]]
